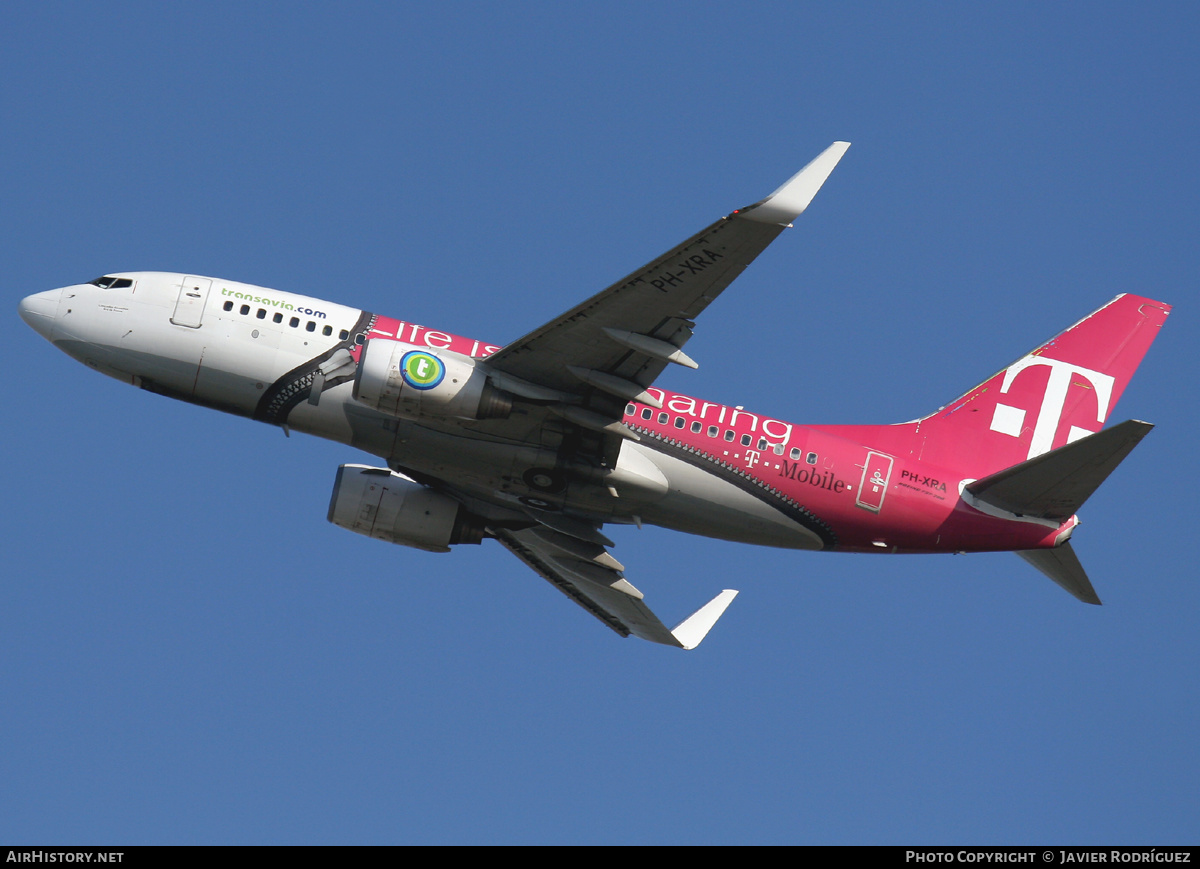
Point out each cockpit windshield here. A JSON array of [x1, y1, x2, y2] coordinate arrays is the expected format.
[[89, 276, 133, 289]]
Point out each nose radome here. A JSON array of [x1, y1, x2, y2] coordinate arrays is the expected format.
[[18, 288, 62, 340]]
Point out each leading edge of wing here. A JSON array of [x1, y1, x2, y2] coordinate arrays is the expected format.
[[493, 526, 738, 649]]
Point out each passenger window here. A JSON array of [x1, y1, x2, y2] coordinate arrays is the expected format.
[[256, 308, 266, 319], [626, 404, 636, 416], [641, 408, 653, 420], [691, 421, 702, 433], [306, 321, 316, 332], [240, 304, 250, 315], [740, 434, 752, 446], [273, 312, 283, 324], [757, 438, 768, 450], [339, 329, 349, 340], [806, 452, 818, 465], [707, 425, 718, 438], [223, 301, 233, 312], [790, 448, 802, 460], [724, 430, 735, 442], [657, 412, 668, 424], [322, 325, 332, 336], [290, 317, 299, 328], [773, 444, 784, 455]]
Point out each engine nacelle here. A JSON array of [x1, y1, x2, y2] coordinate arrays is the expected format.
[[353, 338, 512, 421], [327, 464, 485, 552]]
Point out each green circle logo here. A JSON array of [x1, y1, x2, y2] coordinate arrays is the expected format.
[[400, 350, 445, 390]]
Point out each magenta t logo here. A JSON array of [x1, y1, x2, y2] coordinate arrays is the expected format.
[[988, 356, 1116, 460]]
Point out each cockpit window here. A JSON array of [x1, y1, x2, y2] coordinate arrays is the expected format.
[[89, 276, 133, 289]]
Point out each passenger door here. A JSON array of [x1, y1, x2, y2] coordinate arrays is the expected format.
[[170, 276, 212, 328]]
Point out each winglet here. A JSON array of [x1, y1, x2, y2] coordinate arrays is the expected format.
[[670, 589, 739, 650], [738, 141, 851, 226]]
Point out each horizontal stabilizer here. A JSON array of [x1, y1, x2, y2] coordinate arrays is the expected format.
[[1017, 543, 1101, 605], [966, 420, 1154, 520]]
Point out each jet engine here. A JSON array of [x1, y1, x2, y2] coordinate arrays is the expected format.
[[327, 464, 485, 552], [353, 338, 512, 421]]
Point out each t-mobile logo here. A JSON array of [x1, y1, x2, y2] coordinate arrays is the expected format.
[[988, 356, 1116, 460]]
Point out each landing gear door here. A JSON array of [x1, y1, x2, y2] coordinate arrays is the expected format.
[[856, 451, 893, 513], [171, 276, 212, 328]]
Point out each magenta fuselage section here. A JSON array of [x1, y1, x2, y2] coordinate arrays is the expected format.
[[346, 313, 1067, 555], [621, 386, 1068, 555], [356, 314, 501, 363]]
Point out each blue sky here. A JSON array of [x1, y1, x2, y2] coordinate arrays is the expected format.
[[3, 2, 1196, 844]]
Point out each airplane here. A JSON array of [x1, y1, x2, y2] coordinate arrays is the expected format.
[[18, 142, 1172, 650]]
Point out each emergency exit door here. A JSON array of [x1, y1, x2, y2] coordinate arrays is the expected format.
[[856, 451, 893, 513]]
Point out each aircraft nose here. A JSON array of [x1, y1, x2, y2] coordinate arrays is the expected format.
[[18, 288, 62, 340]]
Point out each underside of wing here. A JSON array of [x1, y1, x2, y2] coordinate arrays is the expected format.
[[492, 524, 737, 649]]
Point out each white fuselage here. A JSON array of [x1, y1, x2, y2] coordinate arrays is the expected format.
[[20, 272, 825, 551]]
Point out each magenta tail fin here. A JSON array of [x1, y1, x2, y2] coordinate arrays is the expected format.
[[913, 294, 1170, 477]]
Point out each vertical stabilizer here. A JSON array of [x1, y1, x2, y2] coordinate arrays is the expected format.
[[903, 295, 1172, 477]]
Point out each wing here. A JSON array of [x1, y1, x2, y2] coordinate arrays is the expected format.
[[390, 146, 849, 648], [492, 523, 737, 649], [486, 142, 850, 408]]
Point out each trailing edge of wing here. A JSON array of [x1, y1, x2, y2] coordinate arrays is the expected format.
[[493, 526, 738, 649], [738, 141, 851, 226]]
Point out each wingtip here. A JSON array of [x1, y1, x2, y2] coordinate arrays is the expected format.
[[671, 589, 739, 650], [738, 141, 851, 226]]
